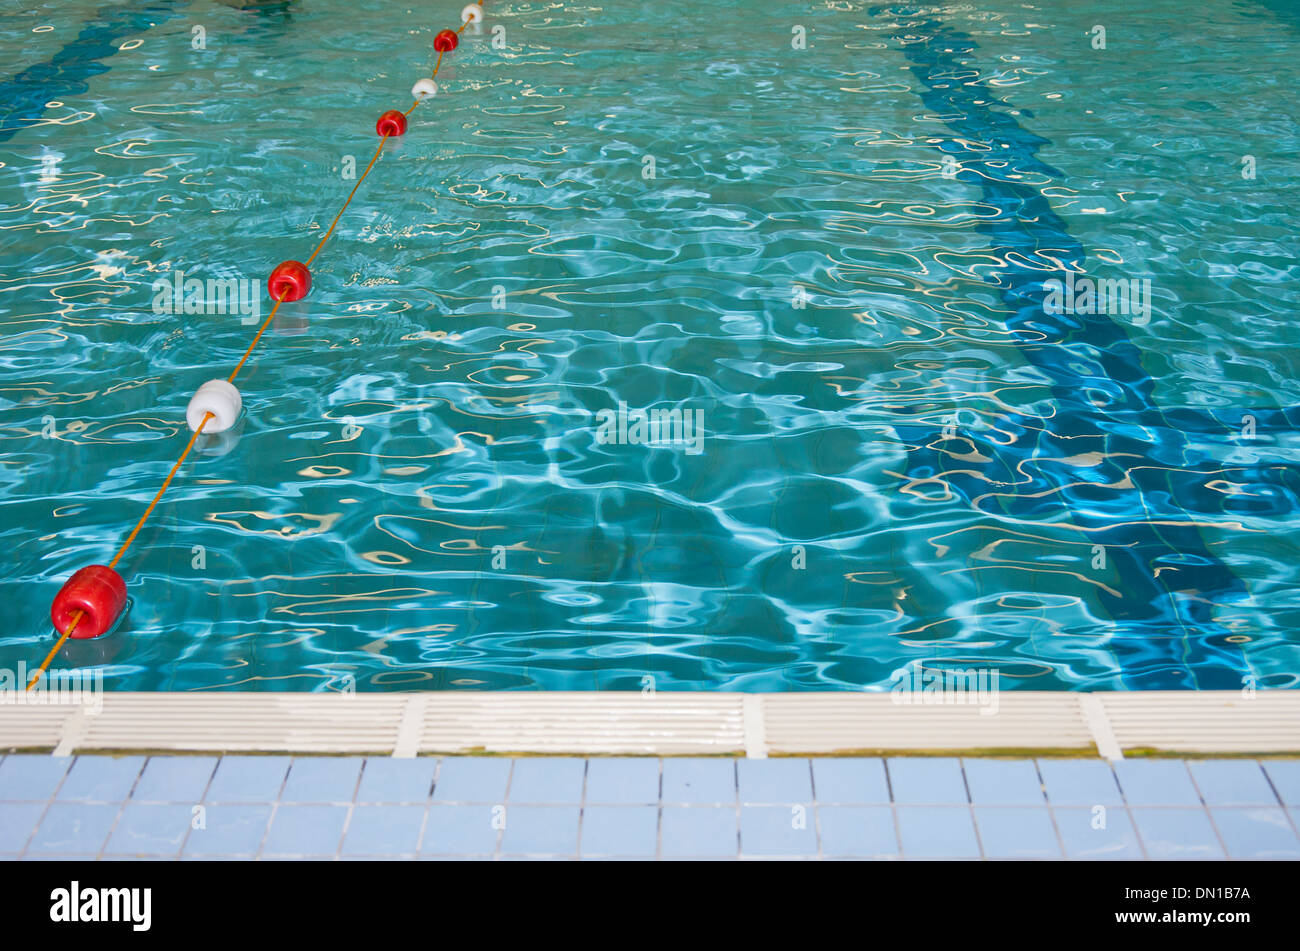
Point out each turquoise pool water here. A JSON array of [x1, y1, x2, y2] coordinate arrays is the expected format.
[[1, 0, 1298, 692]]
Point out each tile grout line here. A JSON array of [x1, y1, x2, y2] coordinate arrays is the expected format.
[[414, 756, 440, 858], [176, 755, 221, 858], [958, 758, 984, 861], [1184, 760, 1232, 860], [254, 756, 294, 861], [93, 756, 139, 861], [1034, 758, 1069, 860]]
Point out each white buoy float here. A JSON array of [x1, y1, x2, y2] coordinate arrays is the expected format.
[[412, 78, 439, 100], [186, 378, 242, 433]]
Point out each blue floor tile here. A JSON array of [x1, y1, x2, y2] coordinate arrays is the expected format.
[[812, 759, 889, 804], [499, 806, 580, 855], [508, 758, 586, 804], [1038, 759, 1123, 807], [1188, 760, 1277, 805], [585, 759, 660, 804], [661, 759, 735, 804], [281, 757, 363, 803], [182, 805, 272, 856], [1113, 760, 1201, 806], [895, 806, 980, 858], [964, 760, 1044, 805], [1264, 761, 1300, 806], [1131, 808, 1225, 859], [103, 804, 191, 856], [206, 756, 290, 803], [133, 757, 218, 802], [661, 806, 737, 857], [974, 807, 1060, 858], [341, 805, 426, 855], [738, 759, 813, 804], [421, 804, 501, 854], [27, 803, 120, 855], [580, 806, 658, 856], [0, 756, 70, 801], [1053, 806, 1143, 859], [357, 758, 437, 803], [261, 805, 349, 856], [740, 805, 818, 856], [432, 757, 511, 803], [1211, 808, 1300, 858], [887, 758, 968, 804], [0, 803, 45, 853], [57, 756, 145, 802], [816, 805, 897, 856]]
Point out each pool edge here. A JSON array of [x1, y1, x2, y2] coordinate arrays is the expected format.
[[1, 690, 1296, 759]]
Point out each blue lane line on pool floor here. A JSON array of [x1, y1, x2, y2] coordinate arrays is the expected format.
[[0, 0, 188, 144], [872, 5, 1300, 689]]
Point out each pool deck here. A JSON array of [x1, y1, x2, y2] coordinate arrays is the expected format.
[[1, 690, 1298, 859], [1, 753, 1298, 860]]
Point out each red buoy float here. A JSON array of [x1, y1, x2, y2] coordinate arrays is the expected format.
[[267, 260, 311, 301], [51, 565, 127, 639], [376, 109, 408, 137], [434, 28, 459, 52]]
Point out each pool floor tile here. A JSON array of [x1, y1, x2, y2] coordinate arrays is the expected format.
[[0, 803, 46, 853], [0, 756, 70, 801], [661, 759, 736, 804], [432, 757, 511, 803], [104, 804, 192, 857], [1131, 808, 1225, 859], [281, 757, 363, 803], [973, 807, 1061, 858], [57, 756, 145, 802], [812, 759, 889, 804], [133, 756, 218, 802], [499, 805, 580, 855], [1263, 761, 1300, 806], [661, 806, 738, 857], [27, 803, 121, 855], [1052, 807, 1143, 860], [585, 759, 660, 805], [261, 805, 349, 857], [1113, 760, 1202, 807], [341, 805, 426, 856], [1037, 759, 1124, 807], [580, 806, 659, 856], [507, 758, 586, 804], [357, 758, 438, 804], [816, 806, 898, 857], [895, 806, 981, 858], [182, 805, 273, 857], [1210, 807, 1300, 858], [421, 804, 501, 855], [739, 805, 818, 856], [1187, 760, 1278, 806], [738, 759, 813, 804], [963, 760, 1045, 806], [887, 758, 968, 804], [205, 756, 291, 803]]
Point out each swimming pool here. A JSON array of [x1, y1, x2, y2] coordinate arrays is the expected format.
[[2, 0, 1298, 693]]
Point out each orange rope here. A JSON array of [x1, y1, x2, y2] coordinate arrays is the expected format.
[[304, 135, 391, 267], [32, 4, 485, 685], [27, 611, 82, 690]]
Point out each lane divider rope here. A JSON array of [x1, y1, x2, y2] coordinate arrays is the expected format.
[[27, 3, 489, 690]]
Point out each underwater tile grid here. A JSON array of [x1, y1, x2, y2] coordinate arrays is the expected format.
[[0, 754, 1298, 860]]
